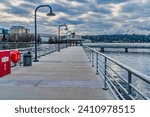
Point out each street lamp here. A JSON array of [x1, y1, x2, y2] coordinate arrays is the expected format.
[[34, 5, 55, 62], [58, 24, 68, 52], [66, 31, 72, 48]]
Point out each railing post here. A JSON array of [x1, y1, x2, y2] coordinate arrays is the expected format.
[[128, 72, 132, 99], [103, 57, 108, 90], [53, 45, 54, 52], [45, 46, 47, 55], [19, 53, 22, 66], [92, 50, 94, 67], [96, 53, 99, 74], [38, 47, 40, 57], [55, 44, 57, 52], [49, 45, 51, 54], [87, 49, 89, 57], [15, 42, 17, 49], [89, 50, 92, 62]]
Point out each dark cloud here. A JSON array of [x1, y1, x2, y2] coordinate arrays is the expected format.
[[96, 0, 128, 4], [54, 17, 84, 25], [121, 3, 141, 13], [68, 0, 89, 3], [91, 6, 112, 14], [6, 6, 30, 15], [7, 6, 30, 15], [50, 3, 75, 15], [26, 0, 42, 3], [89, 21, 114, 30], [121, 1, 150, 15], [97, 7, 111, 14], [20, 3, 36, 9], [0, 0, 9, 3], [121, 2, 150, 22]]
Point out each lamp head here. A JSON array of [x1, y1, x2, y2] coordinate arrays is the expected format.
[[47, 12, 56, 16], [65, 27, 68, 30], [72, 32, 75, 35], [72, 32, 75, 38], [62, 24, 68, 30]]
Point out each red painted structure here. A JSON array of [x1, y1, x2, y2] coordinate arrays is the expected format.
[[11, 50, 21, 64], [0, 50, 11, 77]]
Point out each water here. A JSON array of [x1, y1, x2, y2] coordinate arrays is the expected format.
[[93, 48, 150, 99], [105, 51, 150, 76], [94, 48, 150, 76]]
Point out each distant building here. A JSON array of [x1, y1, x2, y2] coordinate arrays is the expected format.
[[0, 28, 11, 41], [10, 26, 30, 34], [9, 26, 30, 41], [63, 33, 84, 46], [0, 28, 11, 34]]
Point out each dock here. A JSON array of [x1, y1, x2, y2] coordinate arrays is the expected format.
[[0, 46, 114, 100]]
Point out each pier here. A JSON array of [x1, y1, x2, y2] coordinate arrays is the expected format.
[[0, 43, 150, 100], [0, 46, 113, 100], [85, 43, 150, 52]]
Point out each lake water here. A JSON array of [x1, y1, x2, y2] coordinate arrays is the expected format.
[[93, 48, 150, 99], [92, 48, 150, 76], [105, 50, 150, 76]]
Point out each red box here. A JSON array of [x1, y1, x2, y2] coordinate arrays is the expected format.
[[0, 50, 11, 77]]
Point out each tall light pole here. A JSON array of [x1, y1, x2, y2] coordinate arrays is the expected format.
[[66, 31, 72, 48], [58, 24, 68, 52], [34, 5, 55, 62]]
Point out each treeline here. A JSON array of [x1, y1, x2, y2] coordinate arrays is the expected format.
[[82, 34, 150, 43], [0, 34, 42, 49], [48, 35, 66, 44], [0, 33, 41, 43]]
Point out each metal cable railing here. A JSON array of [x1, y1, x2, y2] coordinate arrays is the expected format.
[[9, 43, 66, 67], [82, 44, 150, 100]]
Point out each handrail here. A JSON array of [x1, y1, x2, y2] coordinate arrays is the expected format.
[[10, 43, 66, 67], [82, 44, 150, 100], [83, 44, 150, 83]]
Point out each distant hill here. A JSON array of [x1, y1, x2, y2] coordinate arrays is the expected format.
[[82, 34, 150, 43]]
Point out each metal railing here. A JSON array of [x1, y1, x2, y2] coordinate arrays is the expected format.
[[82, 44, 150, 100], [9, 43, 66, 67], [0, 42, 34, 49]]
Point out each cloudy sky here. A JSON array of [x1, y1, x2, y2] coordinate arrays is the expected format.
[[0, 0, 150, 35]]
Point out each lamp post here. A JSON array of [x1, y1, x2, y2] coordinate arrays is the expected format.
[[58, 24, 68, 52], [66, 31, 72, 48], [34, 5, 55, 62]]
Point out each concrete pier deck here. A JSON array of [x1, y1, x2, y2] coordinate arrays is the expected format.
[[0, 46, 114, 100]]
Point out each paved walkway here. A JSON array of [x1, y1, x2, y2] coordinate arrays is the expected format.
[[0, 46, 114, 100]]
